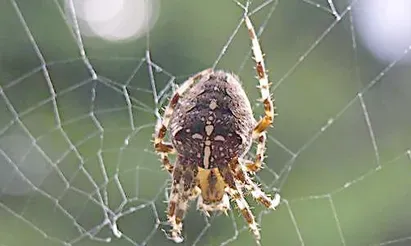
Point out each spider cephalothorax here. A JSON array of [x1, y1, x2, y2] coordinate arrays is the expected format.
[[153, 12, 281, 244]]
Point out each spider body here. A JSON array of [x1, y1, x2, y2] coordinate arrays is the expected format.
[[170, 71, 255, 211], [154, 13, 281, 244], [171, 71, 255, 169]]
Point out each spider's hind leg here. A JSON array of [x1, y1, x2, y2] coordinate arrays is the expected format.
[[230, 158, 281, 210], [166, 163, 198, 243], [218, 164, 261, 242], [166, 166, 184, 243]]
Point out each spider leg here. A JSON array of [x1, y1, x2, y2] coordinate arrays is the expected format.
[[243, 14, 276, 139], [219, 165, 261, 242], [189, 186, 201, 200], [166, 166, 184, 243], [160, 154, 174, 174], [230, 158, 281, 210], [171, 192, 190, 243], [154, 68, 212, 173], [167, 164, 198, 243], [244, 132, 267, 172]]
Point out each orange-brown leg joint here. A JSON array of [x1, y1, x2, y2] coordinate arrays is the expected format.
[[162, 155, 173, 173], [245, 155, 262, 172], [227, 158, 248, 184], [241, 208, 255, 225], [253, 98, 273, 135], [256, 196, 272, 209], [168, 201, 176, 218], [156, 125, 167, 139], [235, 169, 247, 183], [175, 210, 184, 224], [154, 124, 174, 152], [170, 93, 180, 106], [154, 142, 174, 153], [256, 62, 265, 79]]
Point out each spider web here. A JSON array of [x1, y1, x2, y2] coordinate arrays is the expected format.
[[1, 0, 411, 245]]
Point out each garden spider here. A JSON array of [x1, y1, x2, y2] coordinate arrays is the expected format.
[[153, 9, 281, 244]]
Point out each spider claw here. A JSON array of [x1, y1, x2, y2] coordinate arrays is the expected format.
[[270, 193, 281, 210], [162, 229, 184, 244]]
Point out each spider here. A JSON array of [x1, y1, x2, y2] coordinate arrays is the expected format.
[[153, 10, 281, 244]]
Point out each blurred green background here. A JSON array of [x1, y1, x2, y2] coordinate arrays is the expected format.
[[1, 0, 411, 245]]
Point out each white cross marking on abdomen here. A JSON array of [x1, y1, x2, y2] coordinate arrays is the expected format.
[[202, 99, 217, 169]]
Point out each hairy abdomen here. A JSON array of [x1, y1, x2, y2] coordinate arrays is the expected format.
[[170, 73, 255, 170]]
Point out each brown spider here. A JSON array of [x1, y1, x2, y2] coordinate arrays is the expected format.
[[153, 12, 281, 244]]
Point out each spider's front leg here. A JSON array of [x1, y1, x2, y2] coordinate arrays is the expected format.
[[245, 14, 275, 137], [242, 14, 277, 172]]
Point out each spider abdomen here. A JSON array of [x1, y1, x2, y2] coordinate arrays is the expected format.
[[170, 70, 256, 169]]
